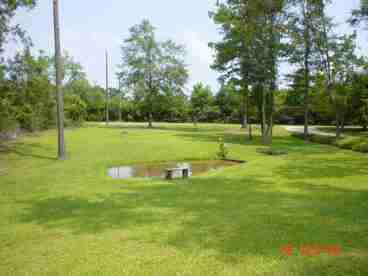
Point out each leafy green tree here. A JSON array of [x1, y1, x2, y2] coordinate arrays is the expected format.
[[1, 48, 55, 131], [48, 51, 86, 86], [351, 70, 368, 130], [190, 83, 214, 124], [211, 0, 289, 144], [309, 73, 334, 124], [280, 71, 307, 124], [153, 92, 189, 122], [350, 0, 368, 26], [210, 0, 256, 129], [314, 1, 364, 137], [118, 20, 188, 127], [65, 78, 91, 103], [0, 0, 36, 56], [85, 86, 106, 121], [288, 0, 322, 139], [216, 82, 240, 123], [58, 54, 90, 126], [65, 94, 87, 126], [167, 93, 189, 122]]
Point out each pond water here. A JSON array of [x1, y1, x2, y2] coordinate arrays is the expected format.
[[108, 160, 243, 179]]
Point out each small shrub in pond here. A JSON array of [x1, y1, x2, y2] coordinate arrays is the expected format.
[[217, 137, 229, 160]]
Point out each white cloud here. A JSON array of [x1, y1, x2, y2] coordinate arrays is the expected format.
[[175, 29, 219, 92], [60, 29, 121, 87], [183, 30, 213, 65]]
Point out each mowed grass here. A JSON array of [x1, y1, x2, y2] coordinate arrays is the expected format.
[[1, 122, 368, 276], [315, 126, 368, 153], [317, 126, 368, 138]]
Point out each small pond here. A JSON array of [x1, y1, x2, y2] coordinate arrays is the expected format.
[[108, 160, 243, 180]]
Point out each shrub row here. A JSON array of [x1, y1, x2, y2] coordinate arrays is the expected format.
[[336, 137, 368, 153], [291, 133, 368, 153]]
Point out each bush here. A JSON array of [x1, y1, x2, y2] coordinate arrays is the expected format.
[[0, 98, 18, 132], [291, 127, 368, 153], [352, 143, 361, 152], [216, 137, 229, 159], [336, 137, 361, 150], [65, 95, 87, 126], [359, 142, 368, 153], [292, 133, 336, 146], [352, 142, 368, 153], [309, 134, 336, 145], [291, 133, 304, 139]]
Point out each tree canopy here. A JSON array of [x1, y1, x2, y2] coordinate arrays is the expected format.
[[118, 20, 188, 127]]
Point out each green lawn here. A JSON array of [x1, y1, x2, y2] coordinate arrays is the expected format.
[[317, 126, 368, 138], [314, 126, 368, 153], [1, 123, 368, 276]]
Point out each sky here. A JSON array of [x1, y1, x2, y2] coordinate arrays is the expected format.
[[4, 0, 366, 92]]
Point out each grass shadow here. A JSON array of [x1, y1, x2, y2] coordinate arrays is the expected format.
[[0, 142, 57, 161], [276, 153, 368, 179], [19, 174, 368, 259], [94, 123, 226, 134], [173, 130, 337, 157]]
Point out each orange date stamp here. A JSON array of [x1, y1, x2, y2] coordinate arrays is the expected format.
[[280, 244, 342, 256]]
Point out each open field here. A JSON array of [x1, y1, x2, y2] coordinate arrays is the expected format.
[[1, 123, 368, 276]]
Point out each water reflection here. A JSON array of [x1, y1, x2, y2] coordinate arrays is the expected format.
[[108, 160, 243, 179]]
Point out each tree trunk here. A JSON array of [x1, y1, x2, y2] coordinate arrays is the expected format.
[[242, 114, 247, 129], [303, 0, 311, 141], [119, 93, 122, 122], [262, 88, 267, 144], [265, 89, 274, 145], [248, 123, 252, 140], [53, 0, 65, 160], [341, 119, 345, 132], [335, 111, 342, 139], [241, 90, 248, 128], [260, 105, 264, 139], [265, 10, 277, 147], [118, 105, 122, 122], [148, 94, 154, 128], [336, 125, 342, 139], [148, 112, 153, 128], [246, 89, 252, 140], [341, 112, 346, 133], [303, 63, 310, 140], [303, 76, 310, 140]]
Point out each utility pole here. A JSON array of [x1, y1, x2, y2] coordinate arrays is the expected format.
[[118, 76, 123, 122], [53, 0, 65, 160], [105, 50, 110, 125]]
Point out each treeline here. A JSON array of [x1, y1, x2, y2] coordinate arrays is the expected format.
[[1, 46, 367, 132], [210, 0, 368, 142], [0, 49, 105, 133], [1, 0, 368, 140]]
